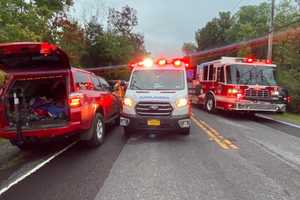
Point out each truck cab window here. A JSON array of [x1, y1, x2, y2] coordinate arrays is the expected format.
[[208, 64, 215, 81], [217, 66, 225, 83], [203, 65, 208, 81]]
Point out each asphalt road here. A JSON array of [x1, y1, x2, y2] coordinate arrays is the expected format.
[[1, 107, 300, 200]]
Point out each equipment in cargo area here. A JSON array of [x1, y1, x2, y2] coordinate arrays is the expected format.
[[6, 76, 68, 130]]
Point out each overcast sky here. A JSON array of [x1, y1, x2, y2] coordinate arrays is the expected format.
[[71, 0, 266, 57]]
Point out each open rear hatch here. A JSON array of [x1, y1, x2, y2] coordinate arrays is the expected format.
[[0, 42, 71, 131], [0, 42, 70, 73]]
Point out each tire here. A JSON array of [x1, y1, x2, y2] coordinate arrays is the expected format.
[[205, 94, 216, 113], [86, 113, 105, 147], [114, 115, 120, 127], [124, 127, 132, 138], [10, 140, 33, 151], [180, 128, 190, 136]]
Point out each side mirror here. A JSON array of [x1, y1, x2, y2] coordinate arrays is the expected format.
[[195, 85, 202, 96]]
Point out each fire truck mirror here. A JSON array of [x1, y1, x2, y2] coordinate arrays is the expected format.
[[195, 85, 202, 95]]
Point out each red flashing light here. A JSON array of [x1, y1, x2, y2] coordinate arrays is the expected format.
[[174, 60, 182, 67], [266, 59, 272, 64], [245, 58, 254, 63], [157, 59, 167, 66]]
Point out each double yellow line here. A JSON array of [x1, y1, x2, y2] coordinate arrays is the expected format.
[[191, 114, 239, 150]]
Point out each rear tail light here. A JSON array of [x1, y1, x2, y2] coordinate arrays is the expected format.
[[69, 93, 84, 107]]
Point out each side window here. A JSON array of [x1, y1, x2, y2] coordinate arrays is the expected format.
[[75, 72, 90, 90], [91, 76, 102, 91], [203, 65, 208, 81], [217, 66, 225, 83], [208, 64, 215, 81], [98, 77, 110, 91]]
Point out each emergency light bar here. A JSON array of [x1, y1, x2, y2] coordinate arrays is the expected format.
[[220, 57, 272, 64], [129, 57, 189, 68]]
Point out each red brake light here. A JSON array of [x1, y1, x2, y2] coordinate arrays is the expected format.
[[69, 93, 83, 107], [40, 42, 56, 55]]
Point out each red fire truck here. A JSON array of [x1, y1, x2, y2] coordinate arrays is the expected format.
[[190, 57, 287, 113]]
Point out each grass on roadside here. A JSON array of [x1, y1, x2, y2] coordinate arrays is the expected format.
[[0, 138, 6, 144], [270, 112, 300, 126]]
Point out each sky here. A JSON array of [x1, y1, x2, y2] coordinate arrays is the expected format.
[[71, 0, 266, 57]]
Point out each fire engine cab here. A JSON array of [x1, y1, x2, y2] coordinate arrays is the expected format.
[[191, 57, 286, 113]]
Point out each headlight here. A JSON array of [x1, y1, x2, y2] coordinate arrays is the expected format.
[[176, 98, 188, 108], [123, 97, 133, 107], [271, 90, 279, 96]]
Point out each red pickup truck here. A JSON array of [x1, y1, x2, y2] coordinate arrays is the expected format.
[[0, 42, 120, 149]]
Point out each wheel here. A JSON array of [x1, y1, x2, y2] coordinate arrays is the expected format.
[[10, 139, 33, 151], [114, 115, 120, 126], [86, 113, 105, 147], [124, 127, 132, 138], [205, 95, 215, 113], [180, 128, 190, 136]]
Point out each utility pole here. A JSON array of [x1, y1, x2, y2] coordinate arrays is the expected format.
[[267, 0, 275, 60]]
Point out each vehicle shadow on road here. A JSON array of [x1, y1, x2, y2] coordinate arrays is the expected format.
[[127, 131, 189, 145]]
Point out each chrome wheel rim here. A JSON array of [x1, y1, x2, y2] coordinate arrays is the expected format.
[[207, 99, 213, 111], [96, 119, 104, 140]]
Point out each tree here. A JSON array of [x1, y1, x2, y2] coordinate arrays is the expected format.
[[195, 12, 233, 50], [182, 42, 197, 55], [107, 5, 138, 36]]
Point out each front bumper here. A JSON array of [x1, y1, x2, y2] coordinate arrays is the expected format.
[[120, 113, 191, 132], [231, 102, 286, 112]]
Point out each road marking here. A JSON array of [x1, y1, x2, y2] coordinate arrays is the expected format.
[[191, 113, 239, 150], [0, 140, 78, 196]]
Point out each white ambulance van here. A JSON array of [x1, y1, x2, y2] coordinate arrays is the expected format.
[[120, 58, 191, 136]]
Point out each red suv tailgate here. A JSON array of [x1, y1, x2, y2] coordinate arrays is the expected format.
[[0, 42, 70, 73]]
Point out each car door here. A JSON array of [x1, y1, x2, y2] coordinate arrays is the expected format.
[[98, 77, 119, 119], [74, 71, 95, 129]]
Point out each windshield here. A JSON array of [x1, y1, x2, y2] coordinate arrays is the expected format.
[[130, 70, 185, 90], [227, 65, 277, 86]]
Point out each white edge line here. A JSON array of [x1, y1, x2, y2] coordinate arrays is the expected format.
[[0, 140, 78, 196], [256, 114, 300, 129]]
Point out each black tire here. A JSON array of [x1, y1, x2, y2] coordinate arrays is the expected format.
[[86, 113, 105, 147], [114, 115, 120, 126], [205, 94, 216, 113], [180, 128, 190, 136], [10, 140, 33, 151], [124, 127, 132, 138]]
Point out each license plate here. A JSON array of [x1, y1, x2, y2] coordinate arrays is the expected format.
[[147, 119, 161, 126]]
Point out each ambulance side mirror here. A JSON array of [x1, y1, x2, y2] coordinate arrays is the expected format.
[[195, 85, 202, 95]]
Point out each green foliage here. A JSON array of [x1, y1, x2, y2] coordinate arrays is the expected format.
[[0, 1, 146, 75], [182, 42, 197, 55]]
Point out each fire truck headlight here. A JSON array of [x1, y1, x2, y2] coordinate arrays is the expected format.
[[271, 91, 279, 96], [176, 98, 188, 108]]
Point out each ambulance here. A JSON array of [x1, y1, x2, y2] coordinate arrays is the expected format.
[[120, 58, 191, 136]]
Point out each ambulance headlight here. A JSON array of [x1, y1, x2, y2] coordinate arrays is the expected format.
[[176, 98, 188, 108], [123, 97, 134, 107]]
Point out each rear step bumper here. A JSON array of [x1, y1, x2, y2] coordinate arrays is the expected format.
[[0, 121, 82, 139]]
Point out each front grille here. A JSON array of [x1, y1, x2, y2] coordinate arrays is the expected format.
[[245, 88, 269, 97], [135, 102, 173, 116]]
